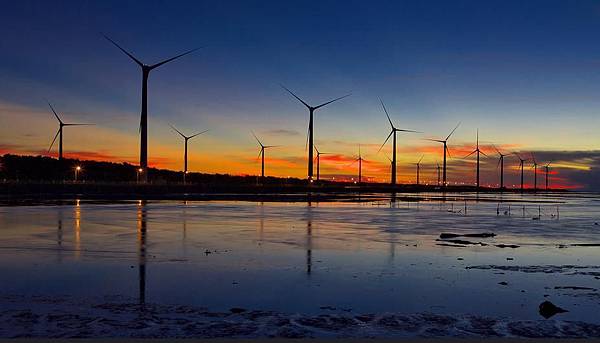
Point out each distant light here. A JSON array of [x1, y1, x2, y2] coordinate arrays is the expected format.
[[138, 168, 143, 173], [76, 166, 81, 171]]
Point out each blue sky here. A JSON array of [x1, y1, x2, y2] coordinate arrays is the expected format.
[[1, 0, 600, 187]]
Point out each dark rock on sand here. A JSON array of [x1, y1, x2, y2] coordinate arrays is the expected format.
[[498, 281, 508, 286], [496, 244, 520, 249], [229, 307, 247, 314], [539, 301, 568, 319], [440, 233, 496, 239]]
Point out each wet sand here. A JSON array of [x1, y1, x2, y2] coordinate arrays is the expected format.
[[1, 194, 600, 337]]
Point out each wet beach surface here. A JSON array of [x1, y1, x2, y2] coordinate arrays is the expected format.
[[1, 192, 600, 337]]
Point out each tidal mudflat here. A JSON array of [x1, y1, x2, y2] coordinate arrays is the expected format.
[[1, 192, 600, 338]]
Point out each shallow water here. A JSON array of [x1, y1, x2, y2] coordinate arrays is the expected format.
[[1, 193, 600, 337]]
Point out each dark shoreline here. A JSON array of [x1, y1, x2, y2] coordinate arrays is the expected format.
[[0, 181, 578, 205]]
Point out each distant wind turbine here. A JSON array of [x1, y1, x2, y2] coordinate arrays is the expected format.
[[349, 145, 365, 184], [377, 99, 420, 185], [281, 85, 350, 181], [426, 122, 461, 187], [493, 145, 509, 190], [314, 145, 330, 182], [103, 34, 199, 182], [514, 152, 529, 192], [464, 129, 488, 189], [47, 102, 93, 161], [170, 124, 208, 184], [531, 153, 539, 191], [415, 155, 424, 185], [252, 131, 279, 180]]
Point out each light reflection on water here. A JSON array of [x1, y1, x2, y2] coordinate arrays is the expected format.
[[0, 193, 600, 322]]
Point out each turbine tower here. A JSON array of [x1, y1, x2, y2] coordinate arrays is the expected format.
[[545, 162, 552, 190], [531, 153, 539, 191], [103, 34, 198, 182], [314, 145, 330, 182], [377, 99, 420, 186], [385, 155, 394, 183], [514, 153, 529, 192], [252, 131, 279, 180], [427, 122, 461, 187], [493, 145, 509, 190], [170, 125, 208, 184], [47, 102, 92, 161], [281, 85, 350, 181], [464, 129, 488, 189], [415, 155, 424, 185]]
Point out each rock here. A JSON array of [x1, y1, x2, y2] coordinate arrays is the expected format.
[[229, 307, 247, 314], [539, 301, 568, 319], [498, 281, 508, 286], [439, 233, 496, 239], [496, 244, 520, 249]]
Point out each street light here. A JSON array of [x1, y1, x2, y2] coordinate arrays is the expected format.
[[74, 166, 81, 182], [137, 168, 143, 183]]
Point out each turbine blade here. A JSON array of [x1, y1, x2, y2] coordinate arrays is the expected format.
[[464, 150, 476, 159], [251, 131, 264, 147], [425, 138, 445, 143], [102, 33, 144, 67], [446, 121, 461, 141], [188, 129, 209, 139], [264, 145, 281, 148], [377, 130, 393, 153], [379, 99, 394, 129], [149, 48, 200, 70], [63, 123, 93, 126], [417, 155, 424, 164], [314, 93, 351, 110], [48, 129, 60, 152], [257, 148, 263, 160], [304, 124, 309, 152], [47, 102, 62, 123], [396, 128, 422, 133], [446, 146, 452, 159], [314, 145, 320, 155], [480, 149, 489, 157], [496, 157, 501, 169], [280, 84, 310, 109], [170, 124, 186, 138]]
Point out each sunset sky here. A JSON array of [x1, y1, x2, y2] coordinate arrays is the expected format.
[[1, 0, 600, 189]]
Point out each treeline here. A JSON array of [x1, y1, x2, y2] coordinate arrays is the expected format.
[[0, 154, 306, 186]]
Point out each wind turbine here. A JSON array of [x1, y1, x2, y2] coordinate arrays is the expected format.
[[47, 102, 93, 161], [426, 122, 461, 187], [281, 85, 350, 181], [377, 99, 420, 185], [415, 155, 424, 185], [349, 145, 365, 184], [545, 162, 552, 190], [514, 153, 529, 192], [493, 145, 509, 190], [314, 145, 330, 182], [464, 129, 488, 189], [252, 131, 279, 180], [103, 34, 199, 182], [531, 153, 539, 191], [170, 124, 208, 184]]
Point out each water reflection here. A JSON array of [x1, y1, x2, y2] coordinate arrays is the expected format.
[[74, 200, 81, 259], [306, 203, 313, 276], [56, 207, 63, 263], [137, 200, 147, 306]]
